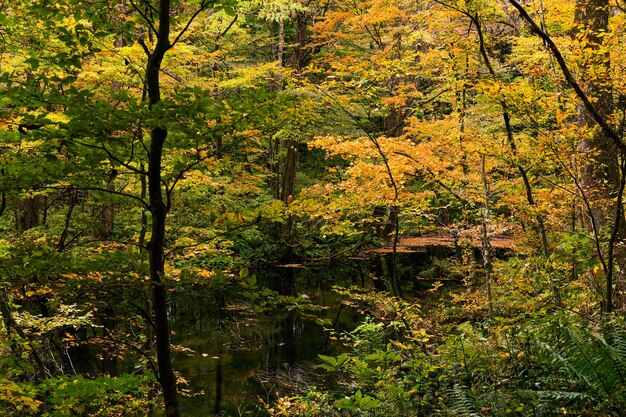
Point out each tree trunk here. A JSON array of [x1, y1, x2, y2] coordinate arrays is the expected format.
[[480, 155, 494, 319], [145, 2, 180, 416], [574, 0, 620, 230], [605, 155, 626, 313], [280, 140, 297, 202], [270, 18, 303, 249], [97, 169, 117, 240], [574, 0, 623, 313], [17, 196, 44, 231], [268, 136, 298, 251], [57, 189, 78, 251], [277, 19, 284, 66], [292, 10, 309, 72]]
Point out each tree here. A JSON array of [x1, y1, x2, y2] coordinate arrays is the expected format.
[[0, 1, 238, 415], [507, 0, 626, 313]]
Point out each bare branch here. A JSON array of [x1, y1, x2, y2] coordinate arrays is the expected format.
[[161, 69, 183, 82], [137, 36, 152, 58], [216, 14, 239, 42], [170, 1, 215, 49], [128, 0, 158, 37], [11, 185, 149, 210], [72, 139, 147, 176]]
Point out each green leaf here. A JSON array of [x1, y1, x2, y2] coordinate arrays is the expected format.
[[223, 6, 236, 16]]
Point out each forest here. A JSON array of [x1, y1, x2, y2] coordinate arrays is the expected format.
[[1, 0, 626, 416]]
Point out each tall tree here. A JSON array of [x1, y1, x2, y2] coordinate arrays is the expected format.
[[507, 0, 626, 313], [572, 0, 621, 231], [142, 1, 180, 414], [136, 2, 221, 414]]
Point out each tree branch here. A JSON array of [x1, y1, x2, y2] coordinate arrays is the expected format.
[[315, 85, 399, 201], [170, 0, 215, 49], [72, 139, 147, 176], [507, 0, 626, 152], [11, 186, 149, 210], [128, 0, 158, 37], [164, 222, 253, 258]]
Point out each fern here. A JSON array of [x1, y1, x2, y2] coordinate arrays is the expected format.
[[445, 321, 626, 417], [603, 321, 626, 384], [528, 322, 626, 414], [606, 324, 626, 360], [445, 384, 484, 417]]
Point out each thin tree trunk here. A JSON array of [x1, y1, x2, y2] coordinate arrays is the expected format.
[[271, 19, 299, 250], [605, 153, 626, 313], [0, 192, 5, 218], [144, 1, 179, 415], [57, 189, 77, 251], [278, 19, 284, 66], [98, 169, 118, 240], [139, 163, 148, 250], [473, 13, 560, 305], [480, 155, 494, 319], [457, 52, 470, 176]]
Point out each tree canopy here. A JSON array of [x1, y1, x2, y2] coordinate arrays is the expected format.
[[2, 0, 626, 416]]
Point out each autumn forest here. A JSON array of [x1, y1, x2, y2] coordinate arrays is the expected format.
[[2, 0, 626, 416]]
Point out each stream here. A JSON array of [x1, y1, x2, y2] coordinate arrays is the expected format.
[[169, 248, 455, 416], [75, 247, 457, 416]]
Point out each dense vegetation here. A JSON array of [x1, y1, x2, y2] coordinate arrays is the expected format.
[[1, 0, 626, 415]]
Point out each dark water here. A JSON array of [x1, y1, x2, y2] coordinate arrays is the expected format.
[[165, 249, 455, 416], [71, 248, 456, 416]]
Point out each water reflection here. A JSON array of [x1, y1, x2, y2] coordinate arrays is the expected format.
[[166, 250, 453, 415], [71, 249, 456, 416]]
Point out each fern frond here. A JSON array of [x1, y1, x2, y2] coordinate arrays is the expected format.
[[446, 384, 483, 417], [530, 322, 626, 413]]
